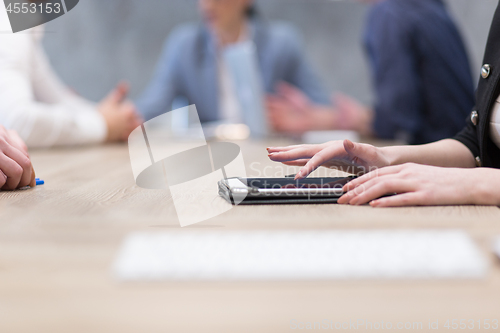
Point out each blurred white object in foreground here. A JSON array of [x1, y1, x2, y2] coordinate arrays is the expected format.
[[113, 230, 487, 281], [302, 130, 360, 144], [494, 237, 500, 260], [203, 122, 251, 141]]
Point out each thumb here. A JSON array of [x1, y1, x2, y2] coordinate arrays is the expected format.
[[343, 139, 368, 164], [116, 81, 129, 99], [109, 81, 129, 103], [344, 139, 385, 172], [343, 139, 356, 154]]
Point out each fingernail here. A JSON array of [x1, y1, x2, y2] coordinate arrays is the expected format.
[[338, 195, 347, 204], [344, 139, 354, 150]]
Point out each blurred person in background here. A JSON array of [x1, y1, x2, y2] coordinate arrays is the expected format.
[[268, 0, 475, 145], [0, 2, 141, 148], [136, 0, 330, 127], [0, 125, 35, 190]]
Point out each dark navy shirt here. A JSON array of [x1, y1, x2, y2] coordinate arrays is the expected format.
[[364, 0, 474, 144]]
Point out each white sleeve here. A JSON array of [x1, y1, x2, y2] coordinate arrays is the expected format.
[[0, 27, 107, 148]]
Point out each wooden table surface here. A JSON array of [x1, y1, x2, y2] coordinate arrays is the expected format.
[[1, 140, 500, 333]]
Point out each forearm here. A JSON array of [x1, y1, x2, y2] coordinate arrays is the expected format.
[[9, 103, 106, 148], [381, 139, 476, 168], [471, 168, 500, 206]]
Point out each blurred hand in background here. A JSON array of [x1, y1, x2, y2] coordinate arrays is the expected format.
[[98, 82, 143, 142], [267, 82, 373, 136], [334, 92, 373, 136], [267, 82, 337, 135]]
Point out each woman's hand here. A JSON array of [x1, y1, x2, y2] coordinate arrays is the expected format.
[[0, 126, 35, 190], [339, 163, 500, 207], [267, 139, 391, 179]]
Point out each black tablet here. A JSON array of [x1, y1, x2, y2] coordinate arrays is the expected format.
[[218, 176, 356, 205]]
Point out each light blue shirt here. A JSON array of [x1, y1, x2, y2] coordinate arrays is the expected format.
[[136, 19, 329, 123]]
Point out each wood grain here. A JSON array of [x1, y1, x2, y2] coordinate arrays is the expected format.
[[0, 139, 499, 333]]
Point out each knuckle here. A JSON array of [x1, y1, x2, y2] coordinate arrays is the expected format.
[[18, 156, 31, 170], [11, 164, 23, 178], [354, 185, 365, 195], [378, 180, 389, 190], [418, 190, 431, 200], [315, 150, 330, 161], [381, 179, 396, 190], [400, 196, 412, 204], [415, 192, 427, 200], [399, 169, 412, 178]]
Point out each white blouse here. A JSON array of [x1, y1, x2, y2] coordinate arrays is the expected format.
[[490, 95, 500, 149], [0, 7, 107, 148]]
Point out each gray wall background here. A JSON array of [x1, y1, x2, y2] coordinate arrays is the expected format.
[[43, 0, 499, 105]]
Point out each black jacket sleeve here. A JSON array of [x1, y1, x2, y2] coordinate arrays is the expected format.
[[453, 109, 480, 158]]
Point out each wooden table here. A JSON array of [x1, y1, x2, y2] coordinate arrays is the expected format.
[[1, 140, 500, 333]]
